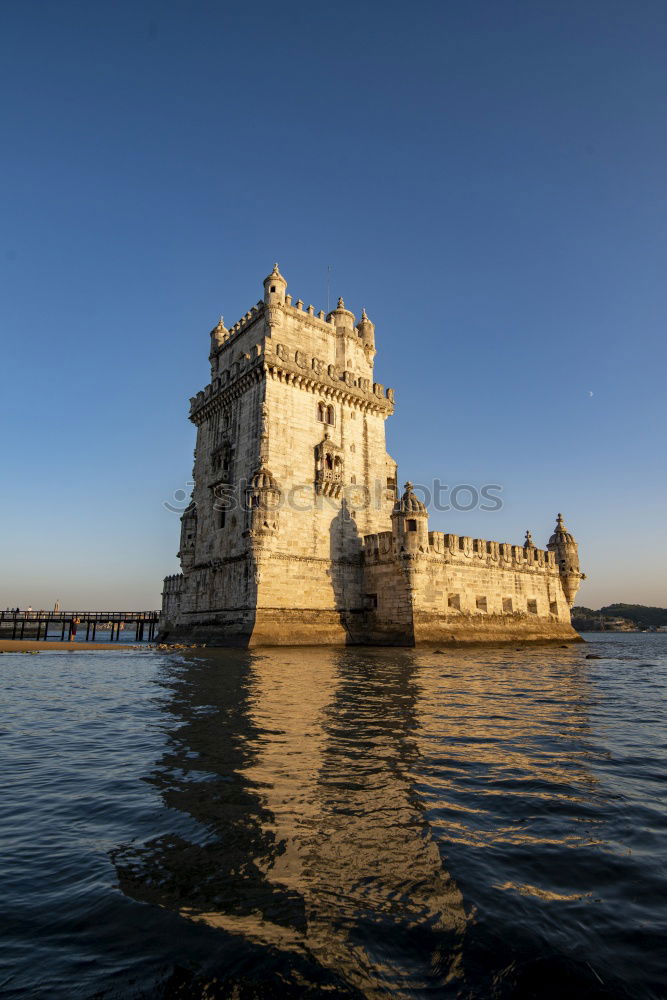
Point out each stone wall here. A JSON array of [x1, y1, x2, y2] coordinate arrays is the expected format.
[[361, 530, 580, 645]]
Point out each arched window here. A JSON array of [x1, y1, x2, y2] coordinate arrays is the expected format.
[[317, 401, 335, 425], [325, 454, 333, 470]]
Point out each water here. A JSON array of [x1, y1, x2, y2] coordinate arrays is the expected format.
[[1, 635, 665, 999]]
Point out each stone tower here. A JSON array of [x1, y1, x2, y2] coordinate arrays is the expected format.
[[160, 265, 397, 645]]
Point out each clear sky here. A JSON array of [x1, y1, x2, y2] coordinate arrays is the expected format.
[[1, 0, 665, 611]]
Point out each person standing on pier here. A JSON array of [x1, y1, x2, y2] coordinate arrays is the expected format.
[[69, 616, 80, 641]]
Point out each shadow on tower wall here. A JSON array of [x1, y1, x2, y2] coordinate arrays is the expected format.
[[328, 499, 365, 644]]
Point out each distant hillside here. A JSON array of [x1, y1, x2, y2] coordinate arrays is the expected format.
[[572, 604, 667, 631]]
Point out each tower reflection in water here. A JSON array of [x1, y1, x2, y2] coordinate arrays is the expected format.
[[112, 644, 599, 997], [112, 648, 468, 995]]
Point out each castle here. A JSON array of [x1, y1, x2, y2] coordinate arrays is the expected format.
[[160, 266, 583, 645]]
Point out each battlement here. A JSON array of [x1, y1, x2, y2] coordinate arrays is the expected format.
[[362, 530, 557, 571], [210, 269, 376, 365], [162, 573, 183, 594], [210, 301, 265, 357], [284, 294, 334, 326]]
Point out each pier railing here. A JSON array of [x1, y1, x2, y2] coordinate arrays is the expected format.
[[0, 611, 160, 643]]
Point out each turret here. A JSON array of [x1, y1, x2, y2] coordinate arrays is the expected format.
[[263, 263, 287, 305], [209, 316, 228, 357], [178, 502, 197, 572], [327, 296, 356, 336], [547, 513, 583, 606], [245, 466, 281, 538], [356, 307, 376, 359], [392, 482, 429, 552]]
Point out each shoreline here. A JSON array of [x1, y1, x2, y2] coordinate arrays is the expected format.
[[0, 639, 142, 652]]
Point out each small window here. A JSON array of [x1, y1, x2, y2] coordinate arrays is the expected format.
[[476, 596, 487, 612], [270, 285, 276, 292], [350, 475, 356, 484], [502, 597, 513, 613], [326, 404, 335, 425], [407, 519, 417, 531], [527, 599, 538, 614], [448, 594, 461, 610], [217, 509, 226, 529], [550, 601, 558, 614], [364, 594, 378, 609]]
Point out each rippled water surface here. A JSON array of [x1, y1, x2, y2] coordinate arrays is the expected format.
[[1, 635, 666, 998]]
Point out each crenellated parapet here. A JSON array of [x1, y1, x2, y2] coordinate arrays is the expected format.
[[362, 531, 394, 561], [362, 528, 558, 573], [209, 302, 265, 359], [162, 573, 184, 594], [205, 264, 386, 397], [427, 532, 557, 570], [190, 343, 267, 422]]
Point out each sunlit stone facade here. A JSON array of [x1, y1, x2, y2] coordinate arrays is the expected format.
[[160, 266, 583, 645]]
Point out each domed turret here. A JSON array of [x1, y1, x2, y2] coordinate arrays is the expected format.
[[263, 263, 287, 305], [356, 307, 376, 357], [327, 296, 356, 335], [548, 513, 576, 548], [249, 466, 278, 492], [245, 464, 281, 538], [209, 316, 228, 354], [393, 481, 427, 516], [547, 513, 582, 606], [392, 482, 429, 552]]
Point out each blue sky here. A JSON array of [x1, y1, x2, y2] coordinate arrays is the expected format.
[[1, 0, 665, 610]]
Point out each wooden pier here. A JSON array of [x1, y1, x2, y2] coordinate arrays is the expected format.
[[0, 610, 159, 643]]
